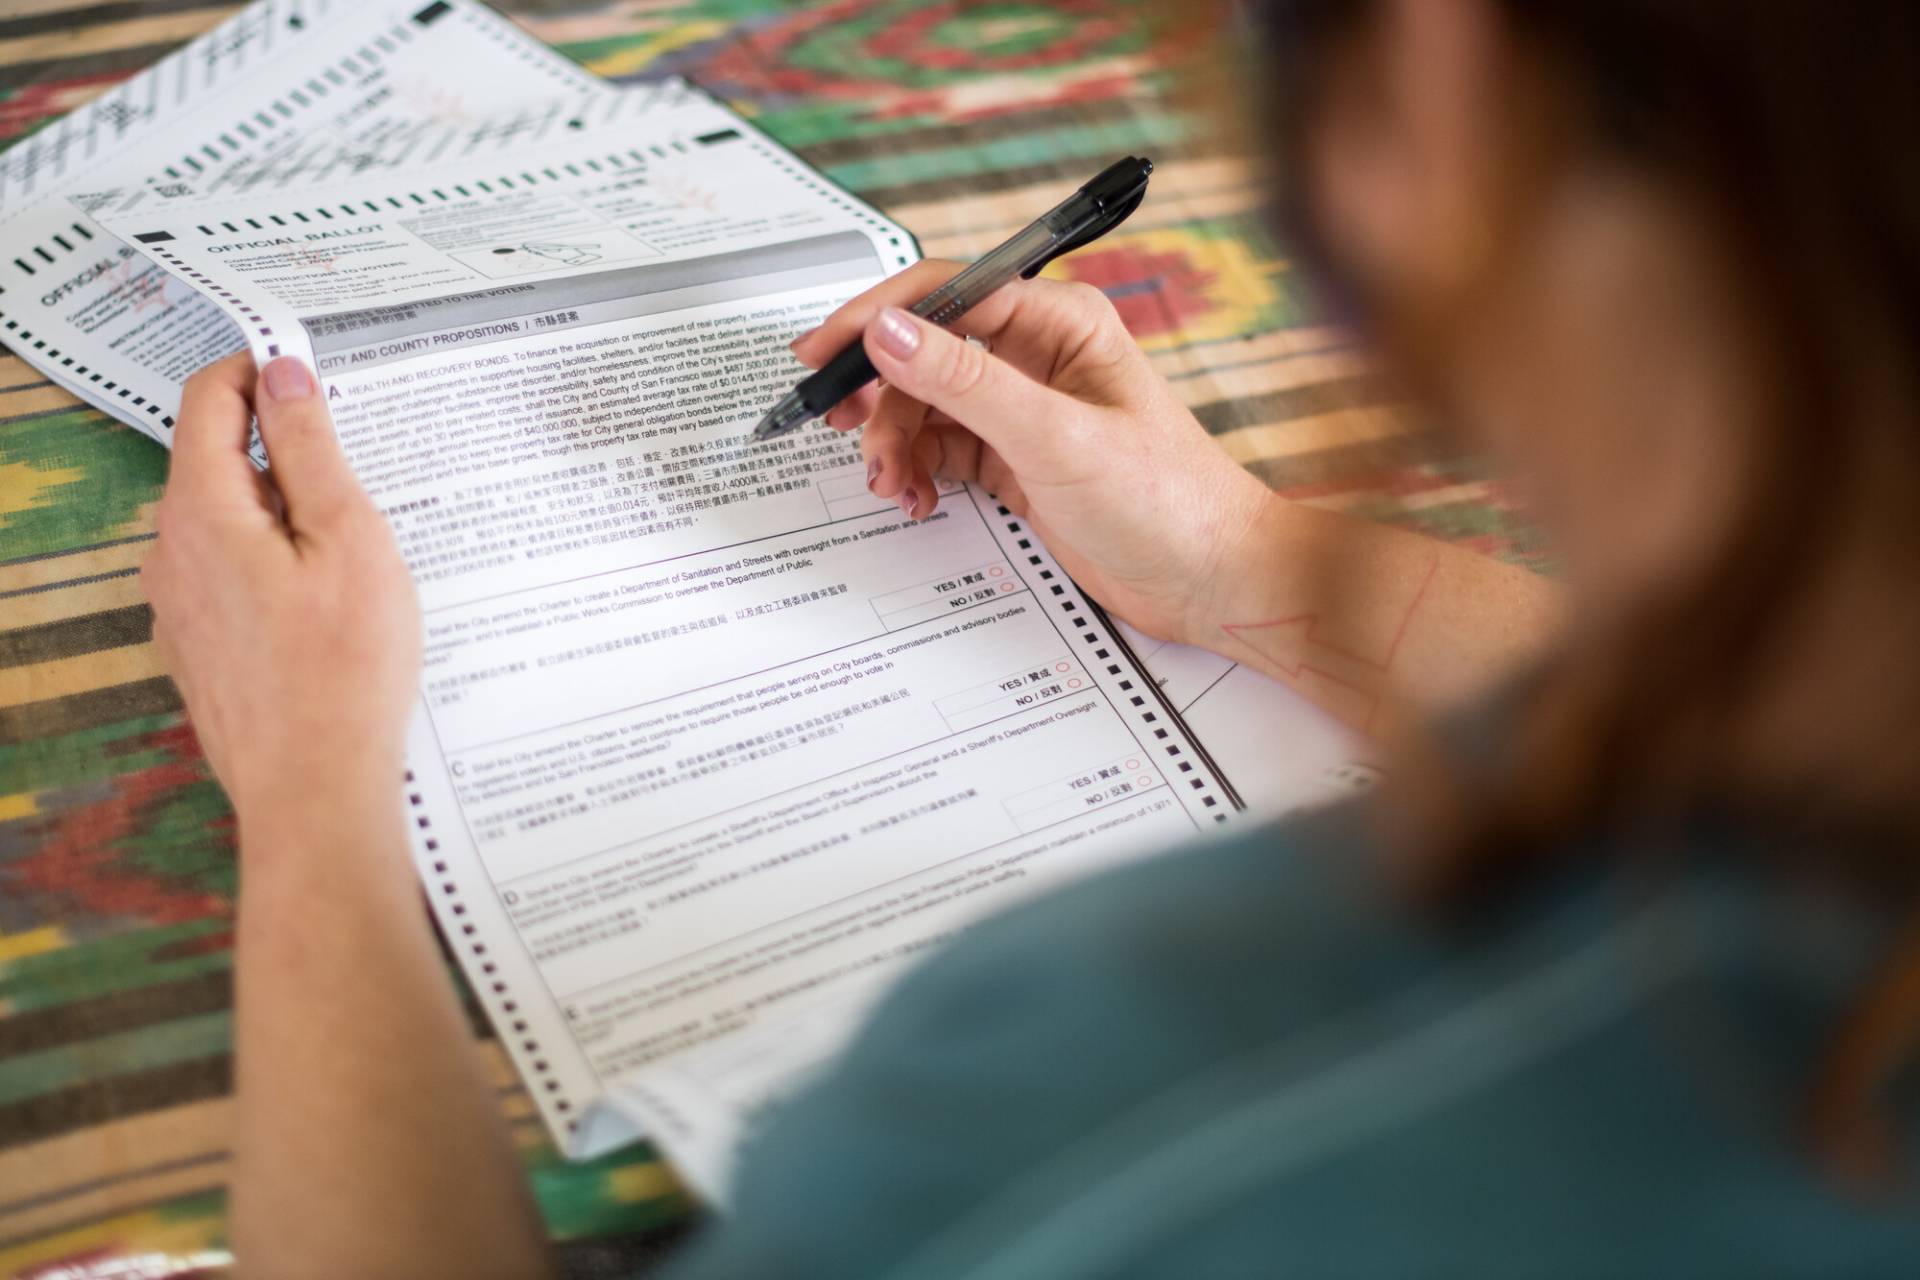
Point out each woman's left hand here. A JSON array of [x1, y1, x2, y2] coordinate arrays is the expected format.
[[143, 353, 420, 821]]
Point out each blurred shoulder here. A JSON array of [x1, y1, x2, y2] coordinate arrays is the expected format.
[[676, 804, 1445, 1273], [669, 806, 1920, 1278]]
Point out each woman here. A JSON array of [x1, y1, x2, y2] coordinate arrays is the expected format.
[[142, 0, 1920, 1274]]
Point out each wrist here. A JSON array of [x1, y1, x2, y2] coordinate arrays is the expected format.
[[232, 759, 409, 854], [233, 776, 421, 950], [223, 729, 404, 811], [1179, 468, 1285, 649]]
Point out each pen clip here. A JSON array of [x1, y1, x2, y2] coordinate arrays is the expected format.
[[1018, 188, 1147, 280]]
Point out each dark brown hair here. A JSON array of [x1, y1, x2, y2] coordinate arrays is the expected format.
[[1256, 0, 1920, 1185]]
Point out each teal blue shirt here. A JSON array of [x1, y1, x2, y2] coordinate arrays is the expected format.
[[664, 805, 1920, 1276]]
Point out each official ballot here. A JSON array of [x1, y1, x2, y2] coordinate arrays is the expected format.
[[0, 0, 1370, 1200]]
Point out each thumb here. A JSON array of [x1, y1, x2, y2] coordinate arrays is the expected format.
[[862, 307, 1092, 474], [254, 357, 367, 533]]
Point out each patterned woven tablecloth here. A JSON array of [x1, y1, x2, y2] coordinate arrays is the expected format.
[[0, 1, 1548, 1274]]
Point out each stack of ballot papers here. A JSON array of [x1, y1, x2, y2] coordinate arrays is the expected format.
[[0, 0, 1375, 1200]]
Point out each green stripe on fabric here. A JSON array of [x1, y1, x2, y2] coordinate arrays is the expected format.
[[0, 711, 181, 792], [822, 113, 1194, 194], [0, 1054, 231, 1149], [0, 920, 232, 1014], [0, 968, 230, 1059], [0, 407, 164, 561], [125, 778, 236, 892], [1396, 502, 1557, 573], [147, 1185, 229, 1231], [0, 1010, 229, 1105], [0, 532, 153, 571], [525, 1141, 695, 1241], [790, 99, 1153, 167]]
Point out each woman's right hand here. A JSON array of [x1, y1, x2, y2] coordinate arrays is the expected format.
[[792, 262, 1274, 645]]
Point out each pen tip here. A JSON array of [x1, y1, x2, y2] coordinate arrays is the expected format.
[[748, 392, 812, 442]]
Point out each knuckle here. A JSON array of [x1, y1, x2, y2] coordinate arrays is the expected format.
[[941, 338, 991, 399], [1071, 287, 1127, 349], [1063, 280, 1117, 320], [1082, 325, 1134, 374]]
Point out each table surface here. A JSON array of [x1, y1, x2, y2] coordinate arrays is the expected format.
[[0, 1, 1549, 1275]]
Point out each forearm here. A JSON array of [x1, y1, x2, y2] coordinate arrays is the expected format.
[[231, 780, 552, 1280], [1191, 493, 1563, 736]]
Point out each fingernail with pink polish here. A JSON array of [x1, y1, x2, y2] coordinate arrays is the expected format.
[[866, 458, 883, 492], [873, 307, 920, 360], [896, 487, 919, 518], [263, 357, 314, 401]]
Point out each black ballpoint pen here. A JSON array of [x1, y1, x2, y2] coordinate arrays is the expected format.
[[748, 156, 1153, 442]]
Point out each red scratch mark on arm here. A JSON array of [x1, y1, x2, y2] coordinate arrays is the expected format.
[[1385, 549, 1442, 663], [1219, 552, 1441, 732], [1222, 551, 1440, 672]]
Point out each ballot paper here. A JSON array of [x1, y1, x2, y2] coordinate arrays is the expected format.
[[0, 0, 616, 445], [74, 67, 1374, 1198], [1112, 619, 1382, 816]]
